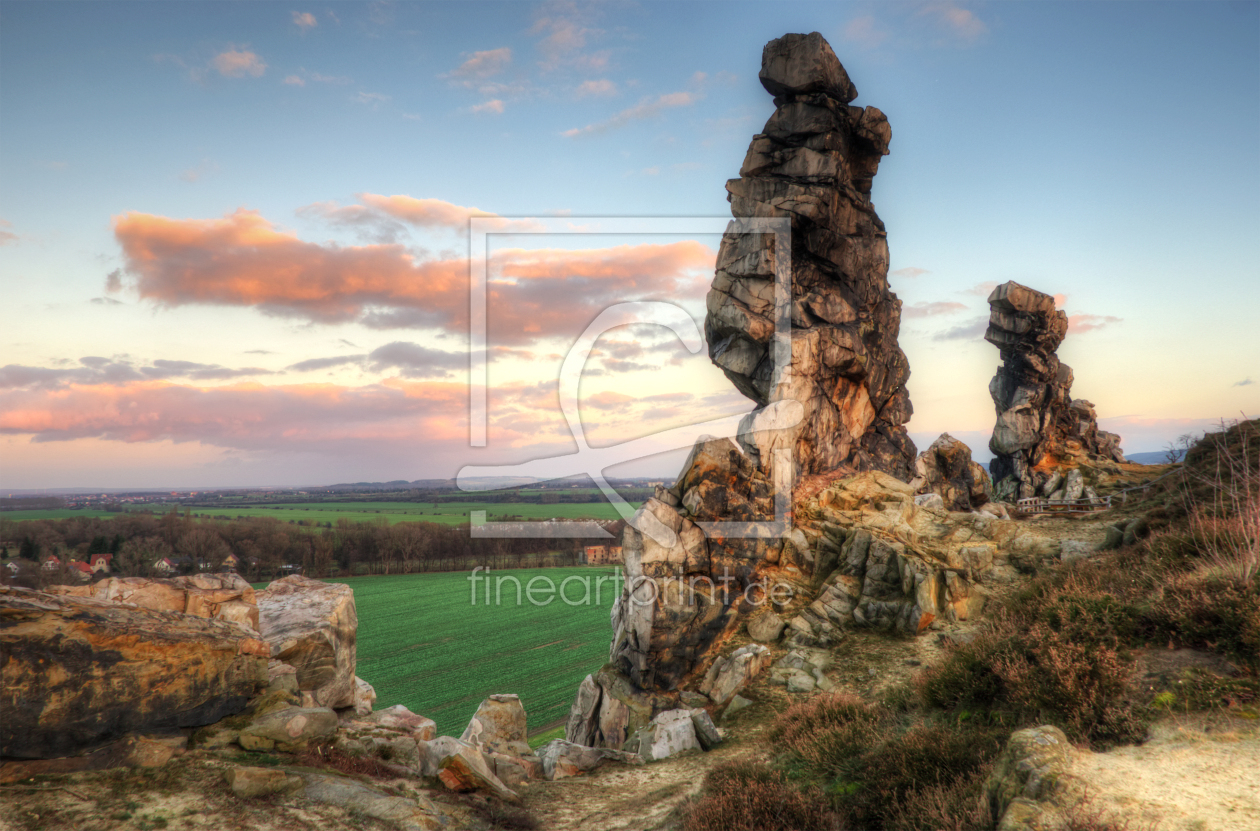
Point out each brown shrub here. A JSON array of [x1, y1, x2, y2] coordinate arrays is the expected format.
[[681, 761, 838, 831], [294, 743, 400, 779]]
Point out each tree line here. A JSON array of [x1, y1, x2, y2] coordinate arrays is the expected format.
[[0, 509, 622, 587]]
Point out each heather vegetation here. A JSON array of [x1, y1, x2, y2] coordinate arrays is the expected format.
[[684, 420, 1260, 830]]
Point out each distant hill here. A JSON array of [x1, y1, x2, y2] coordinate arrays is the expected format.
[[1125, 450, 1183, 465]]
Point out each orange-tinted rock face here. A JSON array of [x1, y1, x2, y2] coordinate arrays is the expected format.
[[985, 281, 1125, 500], [256, 575, 358, 710], [45, 574, 260, 631], [0, 586, 266, 759]]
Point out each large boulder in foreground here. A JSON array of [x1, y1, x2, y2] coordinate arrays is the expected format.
[[257, 575, 357, 709], [0, 586, 267, 759]]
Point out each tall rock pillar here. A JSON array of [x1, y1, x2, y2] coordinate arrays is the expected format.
[[985, 281, 1125, 501]]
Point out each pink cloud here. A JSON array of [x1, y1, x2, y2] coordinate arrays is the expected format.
[[292, 11, 317, 30], [471, 99, 505, 114], [576, 79, 617, 98], [1067, 313, 1123, 334], [447, 47, 512, 81], [212, 48, 267, 78], [112, 208, 715, 344]]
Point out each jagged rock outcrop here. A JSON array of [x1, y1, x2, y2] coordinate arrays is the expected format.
[[986, 281, 1125, 501], [571, 31, 920, 748], [909, 433, 993, 511], [784, 471, 1062, 642], [0, 585, 268, 759], [257, 575, 358, 709], [708, 30, 915, 479]]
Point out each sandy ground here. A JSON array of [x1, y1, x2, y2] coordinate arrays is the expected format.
[[1073, 713, 1260, 831]]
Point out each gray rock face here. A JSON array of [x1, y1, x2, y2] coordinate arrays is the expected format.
[[538, 740, 643, 780], [986, 281, 1125, 500], [747, 611, 786, 643]]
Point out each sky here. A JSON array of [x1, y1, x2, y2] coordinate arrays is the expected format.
[[1, 0, 1257, 490]]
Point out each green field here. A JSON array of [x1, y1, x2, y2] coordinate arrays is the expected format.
[[326, 567, 623, 736], [2, 500, 640, 526], [0, 508, 125, 521]]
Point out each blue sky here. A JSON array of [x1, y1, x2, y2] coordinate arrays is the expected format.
[[2, 1, 1257, 488]]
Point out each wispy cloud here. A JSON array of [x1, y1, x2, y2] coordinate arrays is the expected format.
[[843, 15, 891, 48], [179, 158, 217, 183], [0, 357, 273, 390], [531, 3, 606, 71], [104, 268, 123, 293], [353, 91, 391, 106], [0, 219, 17, 247], [903, 301, 967, 318], [470, 99, 505, 114], [212, 47, 267, 78], [292, 11, 317, 30], [1067, 313, 1122, 334], [1233, 378, 1254, 387], [961, 281, 999, 297], [919, 2, 989, 45], [446, 47, 512, 82], [890, 266, 930, 279], [933, 316, 989, 341], [575, 79, 617, 98], [283, 75, 306, 86], [563, 91, 699, 138]]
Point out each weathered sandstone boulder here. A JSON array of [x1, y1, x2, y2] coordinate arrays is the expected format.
[[352, 675, 377, 716], [432, 738, 521, 803], [45, 573, 259, 631], [460, 694, 533, 758], [909, 433, 993, 511], [985, 725, 1082, 829], [626, 709, 702, 761], [238, 705, 339, 752], [986, 281, 1125, 500], [699, 644, 773, 705], [0, 586, 267, 759], [537, 740, 643, 781], [747, 610, 786, 642], [299, 771, 449, 831], [362, 703, 437, 742], [257, 575, 357, 709], [224, 765, 304, 799]]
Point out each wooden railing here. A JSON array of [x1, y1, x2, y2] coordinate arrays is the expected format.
[[1016, 495, 1111, 515]]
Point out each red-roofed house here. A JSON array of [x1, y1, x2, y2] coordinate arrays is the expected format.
[[41, 555, 61, 572], [90, 552, 113, 573], [70, 561, 93, 582], [153, 557, 176, 575]]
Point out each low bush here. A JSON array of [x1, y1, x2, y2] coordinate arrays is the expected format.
[[681, 761, 838, 831]]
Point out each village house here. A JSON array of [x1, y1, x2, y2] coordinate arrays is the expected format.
[[90, 551, 112, 574], [583, 545, 624, 566], [153, 557, 176, 575], [40, 555, 61, 572]]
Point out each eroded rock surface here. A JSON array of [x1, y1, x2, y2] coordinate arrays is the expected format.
[[45, 573, 259, 631], [986, 281, 1125, 500], [257, 575, 358, 709], [909, 433, 993, 511], [0, 586, 267, 759], [708, 30, 914, 478]]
